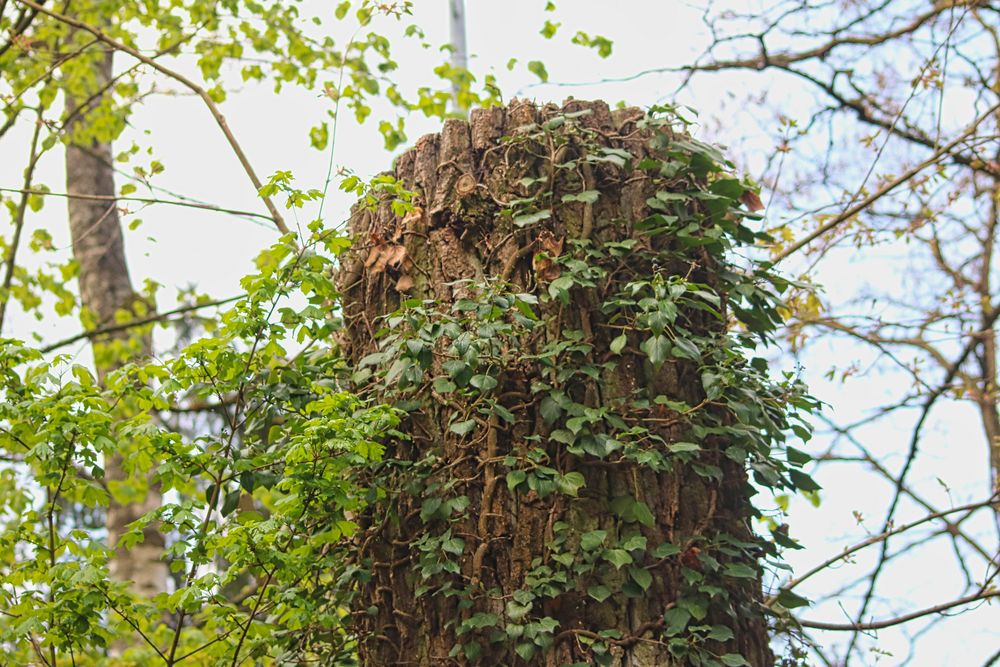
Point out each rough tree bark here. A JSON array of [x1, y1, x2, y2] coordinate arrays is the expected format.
[[339, 99, 776, 666], [64, 47, 167, 598]]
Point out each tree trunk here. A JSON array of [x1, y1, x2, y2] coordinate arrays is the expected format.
[[64, 47, 168, 599], [339, 99, 778, 666]]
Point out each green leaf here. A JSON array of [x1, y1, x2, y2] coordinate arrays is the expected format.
[[587, 585, 612, 602], [776, 589, 811, 609], [442, 536, 465, 554], [433, 377, 457, 394], [562, 190, 600, 204], [420, 497, 442, 522], [786, 446, 812, 466], [580, 530, 607, 550], [610, 333, 627, 354], [789, 469, 821, 491], [641, 335, 671, 368], [664, 607, 691, 636], [540, 396, 561, 424], [723, 563, 757, 579], [707, 625, 735, 642], [514, 209, 553, 227], [633, 501, 655, 527], [721, 654, 750, 666], [527, 60, 549, 82], [450, 419, 476, 436], [470, 374, 498, 391], [603, 548, 632, 569], [555, 471, 585, 496], [507, 470, 527, 490], [629, 567, 652, 591], [671, 336, 701, 360], [621, 535, 647, 551]]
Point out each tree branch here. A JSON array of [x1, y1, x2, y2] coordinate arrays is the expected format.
[[15, 0, 289, 235], [797, 590, 999, 632], [40, 295, 242, 354]]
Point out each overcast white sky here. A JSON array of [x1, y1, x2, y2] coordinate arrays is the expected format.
[[2, 2, 997, 664]]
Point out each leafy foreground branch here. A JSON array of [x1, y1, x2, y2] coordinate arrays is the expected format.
[[0, 100, 825, 666]]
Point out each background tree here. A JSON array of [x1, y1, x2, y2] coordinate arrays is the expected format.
[[543, 1, 1000, 663]]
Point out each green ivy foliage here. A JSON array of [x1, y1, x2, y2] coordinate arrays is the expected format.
[[341, 106, 820, 665]]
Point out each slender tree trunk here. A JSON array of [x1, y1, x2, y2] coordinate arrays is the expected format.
[[64, 47, 167, 598], [340, 100, 776, 666], [448, 0, 467, 111]]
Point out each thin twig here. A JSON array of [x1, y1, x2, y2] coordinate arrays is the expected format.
[[16, 0, 289, 234]]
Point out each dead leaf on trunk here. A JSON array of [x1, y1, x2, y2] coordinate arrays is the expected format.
[[532, 230, 564, 282], [402, 206, 424, 229], [395, 274, 415, 292], [367, 243, 408, 275], [740, 190, 765, 212]]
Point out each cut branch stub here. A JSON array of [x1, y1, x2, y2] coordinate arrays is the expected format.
[[338, 98, 806, 666]]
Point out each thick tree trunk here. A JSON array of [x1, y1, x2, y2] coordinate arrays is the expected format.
[[64, 48, 167, 598], [340, 99, 775, 666]]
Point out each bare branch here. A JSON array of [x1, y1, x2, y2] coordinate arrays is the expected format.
[[0, 187, 278, 224], [40, 295, 243, 354], [797, 589, 999, 632]]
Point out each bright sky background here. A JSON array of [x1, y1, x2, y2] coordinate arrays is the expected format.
[[2, 2, 997, 664]]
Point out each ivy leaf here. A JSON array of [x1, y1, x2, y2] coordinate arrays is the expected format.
[[450, 419, 476, 436], [633, 501, 655, 527], [610, 333, 627, 354], [540, 396, 561, 424], [707, 625, 735, 642], [587, 585, 611, 602], [506, 599, 532, 621], [441, 536, 465, 554], [420, 497, 442, 522], [664, 607, 691, 636], [562, 190, 600, 204], [433, 378, 456, 394], [789, 469, 821, 491], [629, 567, 652, 591], [580, 530, 607, 550], [506, 470, 527, 490], [514, 643, 537, 662], [671, 336, 701, 360], [652, 542, 681, 559], [470, 374, 498, 392], [721, 655, 750, 667], [514, 209, 552, 227], [641, 335, 671, 368], [603, 549, 632, 569], [776, 589, 811, 609], [621, 535, 647, 551], [723, 563, 757, 579], [555, 471, 585, 496]]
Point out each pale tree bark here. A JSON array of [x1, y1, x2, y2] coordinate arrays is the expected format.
[[448, 0, 467, 110], [64, 47, 168, 598]]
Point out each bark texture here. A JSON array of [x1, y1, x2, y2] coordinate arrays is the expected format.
[[339, 99, 774, 666], [64, 48, 167, 598]]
